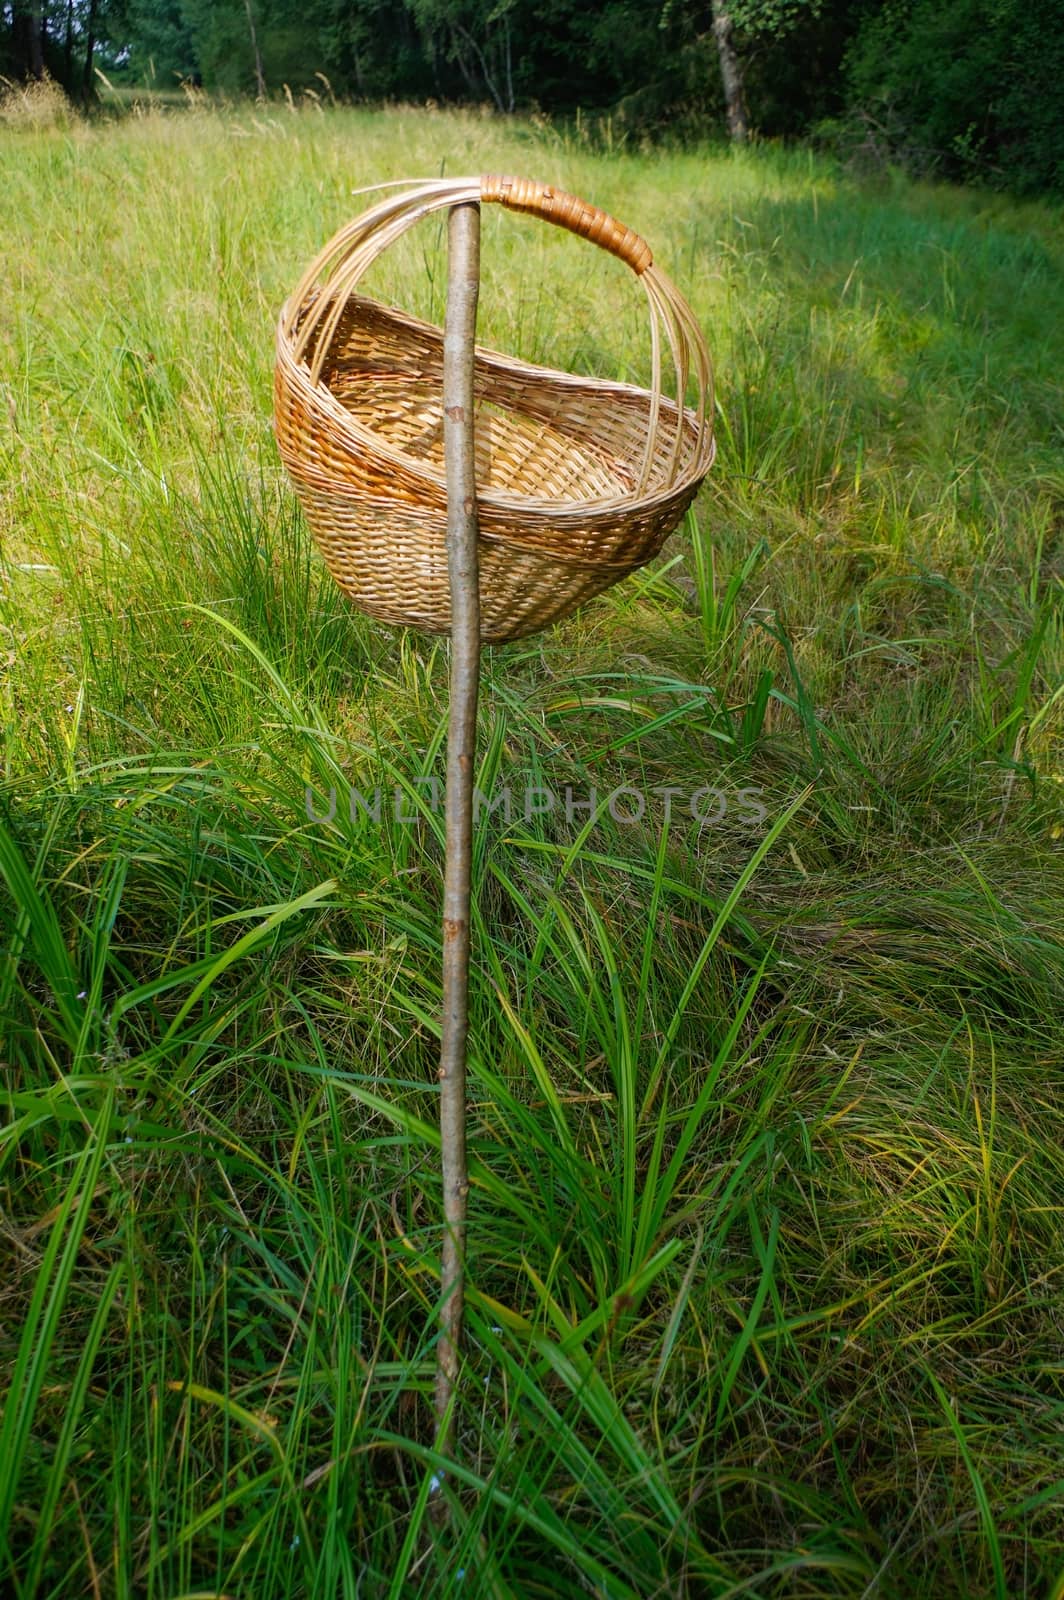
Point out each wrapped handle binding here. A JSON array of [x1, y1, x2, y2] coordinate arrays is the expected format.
[[481, 174, 653, 276]]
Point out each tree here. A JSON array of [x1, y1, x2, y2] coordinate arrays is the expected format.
[[405, 0, 518, 112], [242, 0, 264, 98], [6, 1, 46, 79], [80, 0, 97, 102], [662, 0, 830, 141], [0, 0, 122, 97], [710, 0, 746, 140], [115, 0, 197, 88]]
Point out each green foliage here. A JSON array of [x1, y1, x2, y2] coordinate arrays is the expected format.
[[729, 0, 824, 35], [120, 0, 199, 88], [844, 0, 1064, 195]]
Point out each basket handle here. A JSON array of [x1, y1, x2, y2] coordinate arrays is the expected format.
[[283, 174, 712, 497], [481, 175, 653, 276]]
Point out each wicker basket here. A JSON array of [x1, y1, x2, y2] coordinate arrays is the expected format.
[[274, 175, 715, 643]]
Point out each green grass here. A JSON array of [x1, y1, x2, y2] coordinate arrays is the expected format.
[[1, 102, 1063, 1598]]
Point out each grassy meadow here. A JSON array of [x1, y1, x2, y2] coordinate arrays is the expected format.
[[1, 101, 1064, 1598]]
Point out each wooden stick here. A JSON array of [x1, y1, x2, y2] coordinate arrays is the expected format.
[[434, 200, 481, 1463]]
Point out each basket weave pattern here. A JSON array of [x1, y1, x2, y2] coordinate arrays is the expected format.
[[275, 176, 715, 642]]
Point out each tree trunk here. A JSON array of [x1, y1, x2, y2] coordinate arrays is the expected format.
[[81, 0, 98, 105], [502, 13, 514, 114], [28, 3, 44, 79], [710, 0, 748, 143], [243, 0, 267, 100], [448, 26, 486, 106], [64, 0, 74, 87], [453, 21, 504, 113]]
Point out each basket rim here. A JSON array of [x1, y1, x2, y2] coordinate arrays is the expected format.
[[276, 291, 715, 518]]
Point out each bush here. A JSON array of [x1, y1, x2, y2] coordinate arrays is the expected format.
[[844, 0, 1064, 196]]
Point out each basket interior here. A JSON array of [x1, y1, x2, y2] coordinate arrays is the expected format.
[[304, 294, 698, 504], [327, 372, 634, 502]]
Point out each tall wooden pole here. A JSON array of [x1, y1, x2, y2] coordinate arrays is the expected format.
[[435, 201, 481, 1461]]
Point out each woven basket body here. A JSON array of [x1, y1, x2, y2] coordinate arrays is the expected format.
[[275, 177, 715, 643]]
